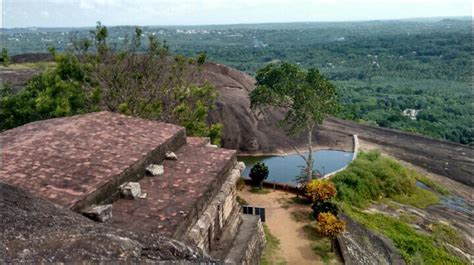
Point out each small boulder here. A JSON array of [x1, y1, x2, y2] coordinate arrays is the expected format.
[[236, 161, 246, 172], [82, 204, 113, 222], [120, 182, 142, 199], [146, 164, 164, 176], [165, 152, 178, 160]]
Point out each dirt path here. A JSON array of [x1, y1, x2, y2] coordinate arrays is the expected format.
[[238, 187, 323, 265]]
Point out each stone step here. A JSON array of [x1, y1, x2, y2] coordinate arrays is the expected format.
[[110, 143, 237, 239], [223, 215, 266, 265]]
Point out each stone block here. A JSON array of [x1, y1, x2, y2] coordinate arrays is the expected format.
[[82, 204, 113, 222], [165, 151, 178, 160], [120, 182, 142, 199], [146, 164, 164, 176]]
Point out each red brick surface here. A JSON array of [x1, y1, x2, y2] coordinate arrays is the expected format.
[[111, 144, 236, 237], [186, 137, 210, 147], [0, 111, 183, 208]]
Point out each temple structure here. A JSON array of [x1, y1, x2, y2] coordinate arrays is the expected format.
[[0, 111, 265, 264]]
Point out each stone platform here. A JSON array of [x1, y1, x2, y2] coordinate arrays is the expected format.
[[0, 111, 184, 210], [111, 144, 236, 239]]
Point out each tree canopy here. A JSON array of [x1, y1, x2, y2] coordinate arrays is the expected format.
[[250, 62, 339, 180], [0, 23, 222, 144]]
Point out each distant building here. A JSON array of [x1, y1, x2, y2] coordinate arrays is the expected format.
[[402, 109, 420, 120]]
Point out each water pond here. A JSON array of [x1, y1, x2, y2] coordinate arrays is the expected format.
[[239, 150, 354, 185]]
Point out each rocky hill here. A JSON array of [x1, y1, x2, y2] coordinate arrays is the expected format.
[[2, 55, 473, 187], [197, 62, 473, 187]]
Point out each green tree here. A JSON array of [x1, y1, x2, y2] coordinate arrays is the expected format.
[[0, 52, 99, 130], [1, 23, 222, 143], [250, 63, 339, 182], [81, 25, 221, 141], [1, 48, 10, 66], [249, 162, 269, 189]]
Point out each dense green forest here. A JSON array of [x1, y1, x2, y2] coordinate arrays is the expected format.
[[1, 18, 472, 145]]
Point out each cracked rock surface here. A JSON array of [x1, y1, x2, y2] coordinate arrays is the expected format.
[[0, 182, 217, 264]]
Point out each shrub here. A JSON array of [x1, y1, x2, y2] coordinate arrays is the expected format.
[[311, 201, 338, 218], [249, 162, 269, 189], [316, 212, 346, 251], [306, 179, 337, 202]]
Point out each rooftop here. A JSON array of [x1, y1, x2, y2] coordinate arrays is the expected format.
[[0, 111, 184, 209]]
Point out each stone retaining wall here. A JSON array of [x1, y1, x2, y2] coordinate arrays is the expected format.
[[224, 215, 266, 265], [186, 162, 245, 252], [323, 134, 359, 178]]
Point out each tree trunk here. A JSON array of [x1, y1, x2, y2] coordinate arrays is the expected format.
[[306, 123, 314, 181], [330, 237, 335, 252]]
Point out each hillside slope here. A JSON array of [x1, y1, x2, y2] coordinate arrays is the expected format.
[[197, 62, 473, 187], [2, 56, 472, 186]]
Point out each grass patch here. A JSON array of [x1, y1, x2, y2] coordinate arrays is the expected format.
[[332, 150, 442, 208], [303, 224, 342, 265], [333, 151, 467, 264], [416, 175, 449, 195], [290, 208, 313, 222], [344, 206, 468, 265], [431, 222, 469, 252], [276, 197, 291, 209], [0, 62, 56, 70], [251, 187, 271, 194], [398, 212, 418, 224], [236, 196, 248, 205], [290, 196, 312, 205], [392, 187, 439, 209], [260, 224, 287, 265], [236, 177, 246, 191]]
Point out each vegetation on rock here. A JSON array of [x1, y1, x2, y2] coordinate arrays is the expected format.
[[333, 150, 467, 264], [332, 150, 441, 208], [250, 62, 339, 182], [0, 23, 222, 143]]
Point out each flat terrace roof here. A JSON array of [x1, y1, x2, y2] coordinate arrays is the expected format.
[[0, 111, 184, 209], [111, 144, 236, 239]]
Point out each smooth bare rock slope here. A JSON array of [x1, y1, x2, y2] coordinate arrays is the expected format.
[[200, 62, 353, 153], [0, 182, 214, 263]]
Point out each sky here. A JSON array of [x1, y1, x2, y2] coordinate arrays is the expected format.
[[1, 0, 472, 28]]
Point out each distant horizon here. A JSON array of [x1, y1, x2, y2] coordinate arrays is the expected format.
[[1, 15, 471, 30], [2, 0, 472, 28]]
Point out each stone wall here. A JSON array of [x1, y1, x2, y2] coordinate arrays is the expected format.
[[186, 162, 245, 252], [224, 215, 266, 265]]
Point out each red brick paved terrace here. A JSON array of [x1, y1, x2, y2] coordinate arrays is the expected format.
[[0, 111, 184, 209], [111, 144, 236, 239]]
